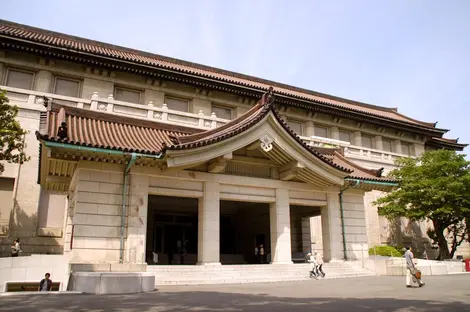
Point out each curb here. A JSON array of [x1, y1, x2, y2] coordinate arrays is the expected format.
[[1, 291, 83, 297]]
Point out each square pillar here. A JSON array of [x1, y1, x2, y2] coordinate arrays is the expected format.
[[126, 174, 149, 264], [374, 135, 383, 151], [270, 188, 292, 264], [321, 193, 344, 262], [301, 216, 312, 253], [304, 120, 314, 137], [353, 131, 362, 146], [330, 126, 339, 140], [197, 181, 221, 265]]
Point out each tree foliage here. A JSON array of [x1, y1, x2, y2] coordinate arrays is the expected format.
[[0, 90, 29, 174], [374, 149, 470, 260]]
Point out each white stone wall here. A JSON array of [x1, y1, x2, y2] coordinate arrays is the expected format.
[[342, 191, 369, 260], [70, 163, 125, 263]]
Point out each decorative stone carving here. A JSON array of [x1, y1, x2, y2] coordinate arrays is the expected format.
[[204, 121, 211, 127], [98, 103, 107, 111], [260, 134, 274, 152], [18, 109, 40, 119], [154, 112, 162, 120]]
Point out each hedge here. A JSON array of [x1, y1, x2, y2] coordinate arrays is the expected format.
[[369, 245, 403, 257]]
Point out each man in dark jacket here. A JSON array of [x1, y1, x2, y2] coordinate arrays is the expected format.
[[38, 273, 53, 291]]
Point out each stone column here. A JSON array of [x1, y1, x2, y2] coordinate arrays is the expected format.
[[0, 62, 4, 82], [393, 139, 402, 154], [35, 70, 53, 93], [126, 174, 149, 264], [374, 135, 383, 151], [301, 216, 312, 253], [353, 131, 362, 146], [144, 89, 165, 107], [321, 193, 344, 262], [304, 120, 314, 137], [270, 188, 292, 264], [197, 181, 220, 265], [330, 126, 339, 140]]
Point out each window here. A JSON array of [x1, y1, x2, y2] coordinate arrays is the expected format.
[[212, 105, 232, 120], [314, 126, 328, 138], [165, 97, 189, 112], [5, 69, 34, 90], [362, 136, 373, 149], [54, 77, 80, 97], [383, 140, 392, 152], [114, 87, 141, 103], [287, 120, 303, 135], [401, 143, 411, 156], [339, 130, 351, 143]]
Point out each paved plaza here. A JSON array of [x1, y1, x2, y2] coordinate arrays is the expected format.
[[1, 275, 469, 311]]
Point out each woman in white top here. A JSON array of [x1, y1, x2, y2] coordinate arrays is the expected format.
[[315, 251, 325, 277]]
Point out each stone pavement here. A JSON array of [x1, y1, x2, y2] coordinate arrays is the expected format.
[[0, 275, 469, 311]]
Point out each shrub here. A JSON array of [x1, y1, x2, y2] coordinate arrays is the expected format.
[[369, 245, 403, 257]]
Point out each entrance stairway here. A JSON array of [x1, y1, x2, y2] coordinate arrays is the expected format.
[[148, 261, 375, 286]]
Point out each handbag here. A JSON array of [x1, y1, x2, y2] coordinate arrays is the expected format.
[[414, 270, 422, 279]]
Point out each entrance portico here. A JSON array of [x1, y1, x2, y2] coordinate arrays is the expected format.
[[35, 88, 397, 274]]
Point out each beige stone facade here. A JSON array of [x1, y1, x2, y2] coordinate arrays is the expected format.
[[0, 20, 468, 267]]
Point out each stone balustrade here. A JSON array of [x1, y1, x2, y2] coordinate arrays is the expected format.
[[2, 85, 411, 166], [1, 86, 229, 130]]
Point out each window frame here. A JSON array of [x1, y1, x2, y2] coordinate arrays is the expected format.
[[362, 135, 373, 149], [165, 96, 190, 112], [53, 76, 81, 98], [382, 139, 393, 153], [114, 86, 142, 104], [211, 104, 233, 120], [287, 119, 303, 136], [314, 125, 328, 138], [4, 68, 35, 90], [339, 130, 352, 143]]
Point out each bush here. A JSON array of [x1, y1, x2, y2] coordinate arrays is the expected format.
[[369, 245, 403, 257]]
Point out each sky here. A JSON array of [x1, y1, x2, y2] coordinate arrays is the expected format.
[[2, 0, 470, 154]]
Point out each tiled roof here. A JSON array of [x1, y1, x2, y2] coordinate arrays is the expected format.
[[36, 103, 197, 155], [0, 19, 438, 129], [37, 93, 396, 183]]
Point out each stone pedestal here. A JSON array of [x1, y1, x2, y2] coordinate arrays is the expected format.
[[270, 188, 292, 264], [197, 182, 220, 265]]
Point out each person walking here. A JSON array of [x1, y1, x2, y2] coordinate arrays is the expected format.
[[315, 251, 325, 277], [405, 246, 425, 288], [306, 252, 318, 278]]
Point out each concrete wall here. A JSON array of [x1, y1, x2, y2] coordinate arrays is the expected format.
[[0, 254, 70, 292]]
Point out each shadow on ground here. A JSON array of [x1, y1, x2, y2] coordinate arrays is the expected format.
[[0, 290, 469, 312]]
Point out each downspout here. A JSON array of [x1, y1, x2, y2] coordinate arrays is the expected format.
[[120, 153, 137, 263], [339, 180, 360, 261]]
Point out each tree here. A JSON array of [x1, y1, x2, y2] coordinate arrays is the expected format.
[[0, 90, 29, 174], [374, 149, 470, 260]]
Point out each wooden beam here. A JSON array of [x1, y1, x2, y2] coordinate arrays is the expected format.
[[231, 155, 275, 167], [208, 153, 233, 173], [46, 175, 71, 184], [279, 161, 305, 181], [246, 141, 260, 151]]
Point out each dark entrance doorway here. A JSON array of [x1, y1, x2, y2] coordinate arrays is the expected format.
[[146, 195, 198, 265], [220, 201, 270, 265]]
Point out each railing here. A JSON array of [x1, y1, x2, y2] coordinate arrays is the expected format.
[[2, 85, 411, 165], [302, 135, 412, 165], [1, 86, 229, 130]]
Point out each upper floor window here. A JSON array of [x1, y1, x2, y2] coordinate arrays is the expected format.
[[314, 126, 328, 138], [401, 143, 411, 156], [362, 135, 373, 149], [383, 139, 392, 153], [165, 96, 189, 112], [115, 87, 141, 104], [54, 77, 80, 97], [339, 130, 351, 143], [212, 105, 232, 120], [5, 69, 34, 90], [287, 120, 303, 135]]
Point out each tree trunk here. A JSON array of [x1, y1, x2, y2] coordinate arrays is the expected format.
[[433, 220, 451, 260]]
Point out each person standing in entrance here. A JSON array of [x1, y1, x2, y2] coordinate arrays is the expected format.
[[259, 245, 265, 264], [254, 245, 259, 264], [38, 273, 53, 291], [405, 246, 425, 288]]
